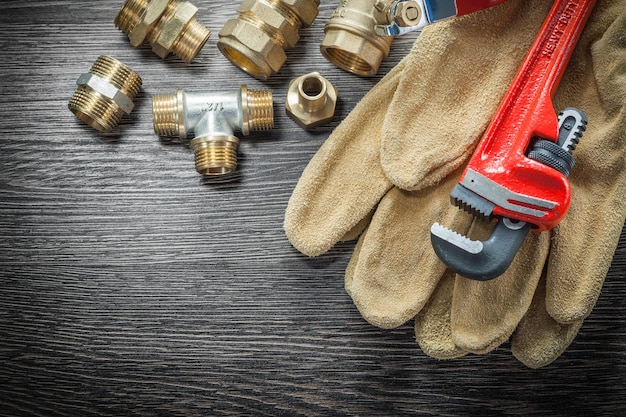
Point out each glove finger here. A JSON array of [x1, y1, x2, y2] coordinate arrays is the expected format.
[[451, 225, 550, 354], [511, 276, 584, 369], [346, 169, 472, 329], [414, 270, 466, 359], [381, 0, 551, 190], [284, 57, 408, 256], [546, 1, 626, 324]]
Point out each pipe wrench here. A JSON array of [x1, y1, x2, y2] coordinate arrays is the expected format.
[[430, 0, 596, 281], [374, 0, 509, 37]]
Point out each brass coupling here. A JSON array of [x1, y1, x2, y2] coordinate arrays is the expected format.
[[152, 86, 274, 176], [218, 0, 320, 80], [285, 72, 337, 130], [321, 0, 393, 76], [68, 55, 142, 132], [115, 0, 211, 63]]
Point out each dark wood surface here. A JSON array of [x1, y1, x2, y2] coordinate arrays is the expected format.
[[1, 1, 624, 416]]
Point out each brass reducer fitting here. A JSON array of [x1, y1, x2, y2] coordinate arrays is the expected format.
[[68, 55, 142, 132], [321, 0, 393, 76], [285, 72, 337, 130], [115, 0, 211, 63], [218, 0, 320, 80], [152, 86, 274, 175]]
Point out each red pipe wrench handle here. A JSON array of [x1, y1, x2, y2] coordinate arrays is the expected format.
[[459, 0, 596, 232]]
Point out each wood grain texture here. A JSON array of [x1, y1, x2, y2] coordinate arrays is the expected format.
[[0, 1, 624, 416]]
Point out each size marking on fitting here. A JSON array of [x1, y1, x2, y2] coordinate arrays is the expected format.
[[201, 102, 225, 113]]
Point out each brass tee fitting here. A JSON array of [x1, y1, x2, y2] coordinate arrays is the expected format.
[[152, 86, 274, 175], [115, 0, 211, 63], [68, 55, 142, 132], [321, 0, 393, 76], [285, 72, 337, 130], [217, 0, 320, 80]]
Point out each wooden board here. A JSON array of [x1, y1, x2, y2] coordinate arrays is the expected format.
[[0, 1, 624, 415]]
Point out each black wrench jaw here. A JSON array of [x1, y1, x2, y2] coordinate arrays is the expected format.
[[430, 219, 532, 281]]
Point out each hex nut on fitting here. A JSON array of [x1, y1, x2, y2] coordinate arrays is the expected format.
[[321, 0, 393, 77], [68, 55, 142, 132], [115, 0, 211, 63], [373, 0, 421, 28], [394, 1, 421, 27], [217, 0, 320, 80], [285, 72, 337, 130], [152, 86, 274, 176]]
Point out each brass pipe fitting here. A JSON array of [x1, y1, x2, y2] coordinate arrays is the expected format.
[[321, 0, 393, 77], [152, 86, 274, 175], [217, 0, 320, 80], [285, 72, 337, 130], [68, 55, 142, 132], [115, 0, 211, 63]]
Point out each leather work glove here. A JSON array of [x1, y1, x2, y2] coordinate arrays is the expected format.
[[284, 0, 626, 368]]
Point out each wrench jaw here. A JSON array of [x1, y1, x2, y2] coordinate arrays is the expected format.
[[431, 219, 531, 281], [430, 108, 587, 281]]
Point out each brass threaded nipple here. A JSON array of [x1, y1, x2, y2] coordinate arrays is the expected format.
[[68, 56, 142, 133], [115, 0, 210, 63]]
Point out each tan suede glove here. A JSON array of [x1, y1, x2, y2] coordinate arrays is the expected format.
[[285, 0, 626, 368]]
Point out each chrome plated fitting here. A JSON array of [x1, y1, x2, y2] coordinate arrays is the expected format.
[[218, 0, 320, 80], [115, 0, 211, 63], [152, 86, 274, 175], [373, 0, 423, 36], [321, 0, 393, 77], [285, 72, 337, 130], [68, 55, 142, 132]]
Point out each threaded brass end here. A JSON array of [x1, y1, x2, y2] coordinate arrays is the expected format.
[[244, 88, 274, 132], [69, 87, 122, 133], [90, 55, 143, 98], [190, 136, 240, 176], [114, 0, 148, 33], [152, 91, 184, 138], [68, 56, 142, 132], [322, 46, 380, 77], [172, 19, 211, 63]]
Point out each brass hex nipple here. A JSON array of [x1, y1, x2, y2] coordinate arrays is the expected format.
[[115, 0, 211, 63], [152, 86, 274, 175], [285, 72, 337, 129], [321, 0, 393, 76], [217, 0, 320, 80], [68, 55, 142, 132]]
